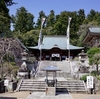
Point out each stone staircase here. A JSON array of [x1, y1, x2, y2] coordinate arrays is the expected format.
[[57, 80, 86, 92], [16, 60, 87, 93], [36, 61, 72, 78], [17, 78, 87, 93], [17, 79, 46, 92]]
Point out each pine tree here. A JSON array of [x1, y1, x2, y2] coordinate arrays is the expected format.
[[11, 7, 34, 33], [0, 0, 11, 37]]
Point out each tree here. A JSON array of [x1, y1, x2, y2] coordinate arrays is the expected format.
[[21, 30, 39, 47], [0, 38, 25, 78], [93, 53, 100, 75], [77, 9, 85, 25], [69, 11, 80, 45], [52, 11, 81, 45], [4, 0, 15, 6], [86, 9, 100, 25], [76, 24, 88, 47], [11, 7, 34, 33], [52, 11, 69, 35], [46, 10, 56, 27], [87, 9, 97, 22], [87, 9, 96, 21], [0, 0, 11, 36], [87, 47, 100, 75]]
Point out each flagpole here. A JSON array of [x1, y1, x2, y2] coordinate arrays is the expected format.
[[66, 17, 72, 77], [40, 30, 42, 61], [68, 21, 71, 62], [66, 17, 72, 62], [38, 17, 45, 61], [68, 44, 70, 61]]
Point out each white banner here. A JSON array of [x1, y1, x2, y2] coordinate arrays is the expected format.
[[87, 76, 93, 88], [66, 17, 72, 49], [4, 79, 9, 86]]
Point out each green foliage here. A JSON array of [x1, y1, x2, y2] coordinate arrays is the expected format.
[[6, 5, 100, 48], [35, 11, 46, 29], [46, 10, 56, 27], [27, 57, 36, 64], [2, 62, 19, 78], [11, 7, 34, 33], [19, 30, 39, 47], [4, 0, 15, 6], [87, 9, 96, 22], [91, 70, 98, 76], [3, 52, 15, 62], [93, 53, 100, 65], [87, 47, 100, 75], [80, 74, 89, 82], [87, 47, 100, 65], [77, 9, 85, 25], [96, 76, 100, 80], [52, 11, 69, 35], [0, 0, 11, 36], [10, 62, 16, 66]]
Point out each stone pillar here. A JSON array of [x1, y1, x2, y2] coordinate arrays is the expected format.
[[46, 87, 56, 96]]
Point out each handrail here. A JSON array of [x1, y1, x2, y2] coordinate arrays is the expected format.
[[15, 79, 23, 92]]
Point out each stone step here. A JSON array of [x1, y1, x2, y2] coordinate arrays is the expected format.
[[21, 84, 45, 86], [21, 86, 46, 88], [20, 88, 45, 91], [57, 85, 85, 87], [18, 79, 86, 92]]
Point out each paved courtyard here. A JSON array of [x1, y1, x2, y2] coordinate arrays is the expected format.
[[26, 92, 73, 99], [0, 91, 100, 99]]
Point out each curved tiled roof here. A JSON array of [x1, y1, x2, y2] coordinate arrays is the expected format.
[[82, 27, 100, 44], [28, 36, 84, 50], [89, 27, 100, 33]]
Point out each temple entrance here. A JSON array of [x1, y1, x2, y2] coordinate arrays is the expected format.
[[45, 55, 50, 60], [51, 54, 60, 61], [61, 56, 66, 61]]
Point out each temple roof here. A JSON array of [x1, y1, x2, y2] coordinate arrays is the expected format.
[[89, 27, 100, 33], [28, 36, 84, 50], [83, 27, 100, 44]]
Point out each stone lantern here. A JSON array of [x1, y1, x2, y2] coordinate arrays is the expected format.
[[21, 50, 28, 61], [78, 50, 89, 73], [17, 50, 28, 79], [78, 50, 87, 63], [42, 66, 61, 96]]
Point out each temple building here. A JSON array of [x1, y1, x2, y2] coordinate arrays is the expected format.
[[28, 36, 83, 61], [82, 27, 100, 47]]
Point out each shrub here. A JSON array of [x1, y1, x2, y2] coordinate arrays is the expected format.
[[80, 74, 89, 82], [91, 70, 97, 76], [96, 76, 100, 80]]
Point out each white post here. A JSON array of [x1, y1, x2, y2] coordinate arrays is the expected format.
[[66, 17, 72, 62]]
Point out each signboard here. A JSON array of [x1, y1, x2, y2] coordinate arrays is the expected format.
[[4, 79, 9, 86], [87, 76, 93, 88]]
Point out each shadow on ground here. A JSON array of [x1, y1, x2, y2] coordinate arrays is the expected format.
[[0, 97, 17, 99], [56, 88, 69, 95]]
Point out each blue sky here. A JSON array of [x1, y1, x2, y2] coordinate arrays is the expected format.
[[8, 0, 100, 21]]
